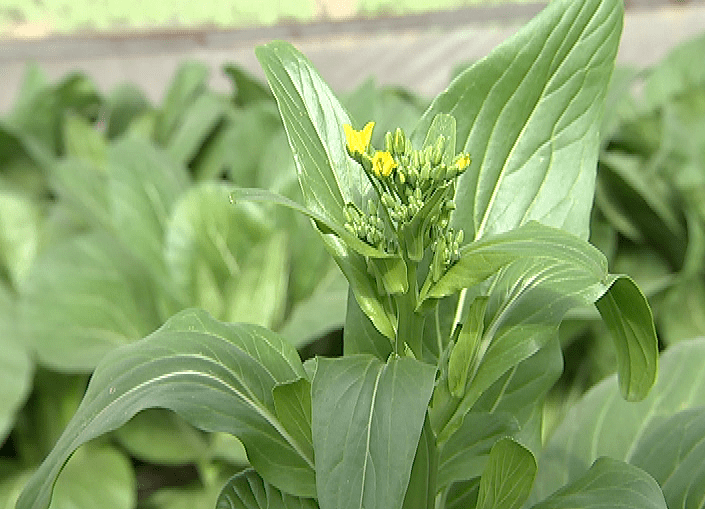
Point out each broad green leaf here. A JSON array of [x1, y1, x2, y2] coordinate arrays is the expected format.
[[342, 288, 392, 359], [532, 458, 666, 509], [432, 250, 608, 441], [421, 222, 607, 302], [216, 469, 318, 509], [272, 378, 314, 466], [19, 232, 162, 371], [311, 355, 436, 509], [532, 338, 705, 502], [166, 92, 227, 166], [113, 409, 210, 465], [402, 417, 437, 509], [255, 41, 369, 231], [15, 309, 316, 509], [437, 412, 520, 490], [476, 438, 536, 509], [444, 479, 480, 509], [154, 61, 209, 144], [447, 296, 488, 397], [62, 112, 106, 165], [630, 407, 705, 509], [0, 119, 52, 198], [471, 338, 563, 454], [50, 444, 135, 509], [413, 0, 622, 240], [595, 275, 658, 401]]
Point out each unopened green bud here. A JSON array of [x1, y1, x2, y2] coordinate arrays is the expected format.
[[432, 136, 445, 165], [423, 145, 434, 165], [408, 167, 419, 187], [420, 162, 431, 181], [385, 131, 394, 154], [394, 128, 406, 155], [432, 164, 445, 181], [368, 199, 377, 216], [381, 192, 396, 209], [405, 139, 413, 157], [396, 169, 406, 185]]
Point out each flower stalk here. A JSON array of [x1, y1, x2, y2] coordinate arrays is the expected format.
[[343, 119, 471, 356]]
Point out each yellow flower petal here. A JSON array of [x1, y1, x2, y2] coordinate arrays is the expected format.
[[372, 151, 397, 177], [455, 154, 471, 170], [344, 121, 375, 155]]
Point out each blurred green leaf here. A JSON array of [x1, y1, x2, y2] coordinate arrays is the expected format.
[[50, 444, 135, 509], [659, 276, 705, 344], [532, 338, 705, 502], [166, 92, 226, 167], [0, 191, 40, 288], [0, 282, 33, 444], [62, 112, 107, 165], [113, 409, 210, 465], [104, 83, 152, 140], [19, 232, 162, 371], [629, 406, 705, 509], [277, 268, 347, 349], [223, 64, 274, 106], [154, 61, 209, 145], [532, 458, 666, 509]]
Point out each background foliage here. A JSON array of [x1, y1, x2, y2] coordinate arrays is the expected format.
[[2, 6, 705, 509]]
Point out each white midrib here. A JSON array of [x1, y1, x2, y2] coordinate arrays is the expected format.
[[359, 367, 385, 509]]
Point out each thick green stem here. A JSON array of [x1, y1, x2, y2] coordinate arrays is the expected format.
[[395, 259, 426, 357]]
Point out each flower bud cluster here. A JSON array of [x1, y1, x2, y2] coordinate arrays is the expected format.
[[344, 201, 388, 249], [343, 121, 471, 280]]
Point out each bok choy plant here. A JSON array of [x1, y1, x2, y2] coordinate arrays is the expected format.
[[16, 0, 673, 507]]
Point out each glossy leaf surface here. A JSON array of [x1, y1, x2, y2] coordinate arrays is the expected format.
[[311, 355, 436, 509], [16, 309, 316, 509], [413, 0, 623, 241]]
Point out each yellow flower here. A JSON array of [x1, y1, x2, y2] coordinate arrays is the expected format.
[[455, 154, 471, 170], [344, 122, 375, 156], [371, 151, 397, 177]]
